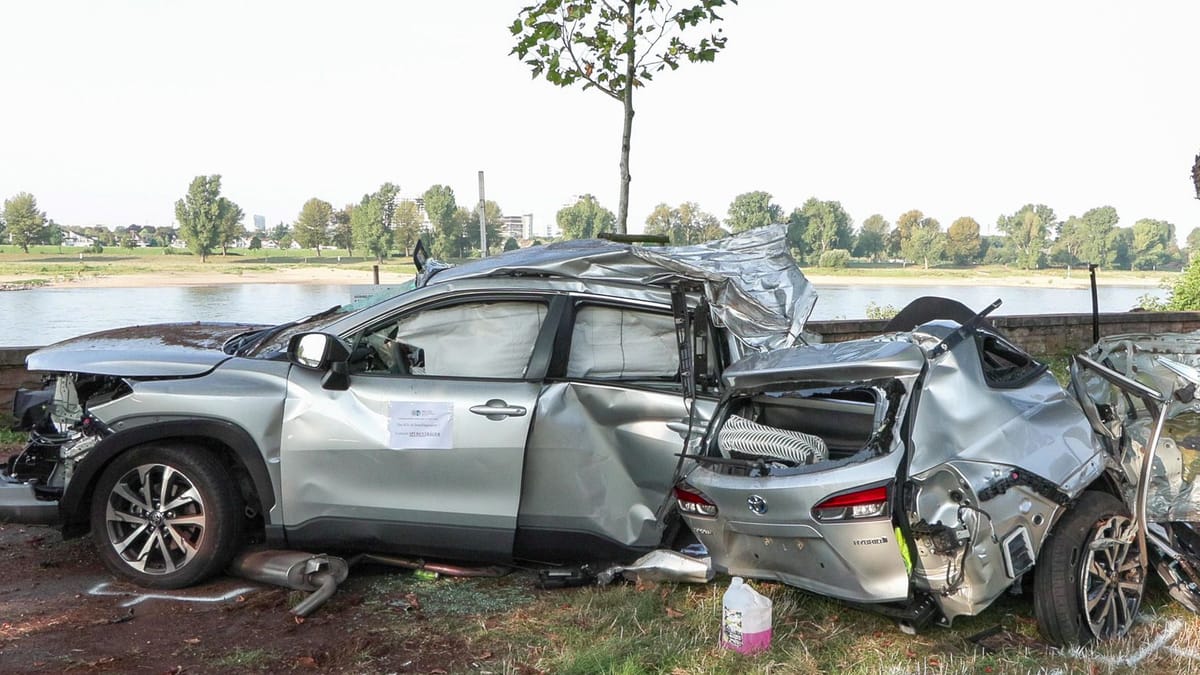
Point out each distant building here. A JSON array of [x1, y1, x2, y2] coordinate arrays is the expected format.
[[253, 215, 266, 231], [61, 230, 97, 247], [499, 214, 533, 240]]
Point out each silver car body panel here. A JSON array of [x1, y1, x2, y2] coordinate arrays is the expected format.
[[683, 322, 1111, 622], [279, 366, 540, 559], [26, 323, 259, 377], [519, 381, 716, 551], [1082, 332, 1200, 522]]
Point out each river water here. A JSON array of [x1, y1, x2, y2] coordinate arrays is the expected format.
[[0, 282, 1166, 347]]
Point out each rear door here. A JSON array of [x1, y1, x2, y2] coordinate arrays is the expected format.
[[516, 295, 721, 559], [280, 293, 561, 560]]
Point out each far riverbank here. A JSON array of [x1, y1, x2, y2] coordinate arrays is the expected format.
[[0, 266, 1167, 291]]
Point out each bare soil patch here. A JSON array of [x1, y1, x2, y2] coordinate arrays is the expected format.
[[0, 523, 513, 674]]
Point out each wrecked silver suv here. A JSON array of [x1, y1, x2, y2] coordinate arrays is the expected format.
[[678, 297, 1200, 645], [1, 226, 812, 588]]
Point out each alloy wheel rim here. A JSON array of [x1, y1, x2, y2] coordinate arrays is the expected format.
[[1080, 514, 1144, 640], [104, 463, 206, 575]]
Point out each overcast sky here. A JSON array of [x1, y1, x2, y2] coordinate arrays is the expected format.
[[2, 1, 1197, 240]]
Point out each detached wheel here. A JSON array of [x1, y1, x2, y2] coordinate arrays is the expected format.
[[1034, 491, 1145, 646], [90, 443, 243, 589]]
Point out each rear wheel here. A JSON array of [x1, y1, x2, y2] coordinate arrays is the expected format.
[[90, 443, 243, 589], [1034, 491, 1145, 646]]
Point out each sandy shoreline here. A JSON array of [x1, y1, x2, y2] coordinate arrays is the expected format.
[[0, 266, 1167, 290], [804, 273, 1164, 289]]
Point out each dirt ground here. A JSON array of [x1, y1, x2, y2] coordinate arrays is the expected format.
[[0, 522, 513, 674]]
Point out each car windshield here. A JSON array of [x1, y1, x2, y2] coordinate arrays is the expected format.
[[226, 280, 418, 358]]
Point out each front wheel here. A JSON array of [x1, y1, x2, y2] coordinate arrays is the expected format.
[[90, 443, 244, 589], [1034, 491, 1145, 646]]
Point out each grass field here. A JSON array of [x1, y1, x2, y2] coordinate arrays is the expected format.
[[337, 567, 1200, 674], [0, 245, 418, 286]]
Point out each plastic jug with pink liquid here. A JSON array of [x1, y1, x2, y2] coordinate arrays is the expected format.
[[720, 577, 772, 654]]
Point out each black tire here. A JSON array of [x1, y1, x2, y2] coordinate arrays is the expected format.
[[1034, 491, 1145, 646], [90, 443, 244, 589]]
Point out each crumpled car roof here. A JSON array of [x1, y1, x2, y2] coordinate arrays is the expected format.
[[419, 224, 816, 351]]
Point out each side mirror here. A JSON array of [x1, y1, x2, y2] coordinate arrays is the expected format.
[[288, 333, 352, 390]]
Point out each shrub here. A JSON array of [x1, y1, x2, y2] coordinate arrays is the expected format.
[[1166, 258, 1200, 310], [818, 248, 851, 268], [865, 301, 899, 320]]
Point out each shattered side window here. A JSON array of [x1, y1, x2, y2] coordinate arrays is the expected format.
[[977, 332, 1047, 389], [350, 300, 547, 379], [566, 305, 680, 384]]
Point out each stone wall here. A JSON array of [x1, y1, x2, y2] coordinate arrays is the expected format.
[[807, 311, 1200, 355], [3, 311, 1200, 413]]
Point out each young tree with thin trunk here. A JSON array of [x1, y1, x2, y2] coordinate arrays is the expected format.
[[511, 0, 736, 234]]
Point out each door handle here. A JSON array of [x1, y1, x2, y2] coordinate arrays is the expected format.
[[469, 399, 527, 421]]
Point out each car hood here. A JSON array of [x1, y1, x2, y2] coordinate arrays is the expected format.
[[26, 322, 266, 377]]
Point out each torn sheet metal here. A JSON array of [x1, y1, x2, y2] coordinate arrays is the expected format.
[[1084, 333, 1200, 522], [418, 224, 815, 350], [596, 549, 715, 585]]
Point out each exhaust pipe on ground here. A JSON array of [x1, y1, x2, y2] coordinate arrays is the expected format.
[[350, 552, 509, 578], [228, 550, 350, 617]]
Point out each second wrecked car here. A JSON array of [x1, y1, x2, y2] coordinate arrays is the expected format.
[[678, 297, 1200, 645]]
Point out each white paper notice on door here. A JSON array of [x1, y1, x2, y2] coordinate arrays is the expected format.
[[387, 401, 454, 450]]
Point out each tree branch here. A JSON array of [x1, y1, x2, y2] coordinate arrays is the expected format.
[[560, 8, 622, 101]]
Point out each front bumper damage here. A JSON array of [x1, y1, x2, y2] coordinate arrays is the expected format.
[[0, 474, 59, 524], [2, 374, 117, 526]]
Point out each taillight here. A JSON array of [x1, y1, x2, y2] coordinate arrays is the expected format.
[[813, 485, 889, 522], [674, 485, 718, 517]]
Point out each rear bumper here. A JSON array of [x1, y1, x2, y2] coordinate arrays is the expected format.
[[0, 473, 60, 525]]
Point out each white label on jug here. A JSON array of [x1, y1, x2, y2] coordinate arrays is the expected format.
[[722, 608, 744, 646]]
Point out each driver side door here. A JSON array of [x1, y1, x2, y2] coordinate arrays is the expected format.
[[280, 293, 561, 561]]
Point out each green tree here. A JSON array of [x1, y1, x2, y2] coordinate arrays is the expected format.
[[352, 185, 399, 263], [1130, 218, 1177, 270], [174, 175, 235, 262], [350, 198, 385, 261], [216, 198, 244, 256], [503, 237, 521, 252], [2, 192, 49, 253], [269, 221, 291, 248], [1186, 226, 1200, 261], [726, 191, 782, 234], [886, 209, 919, 259], [784, 208, 810, 261], [294, 198, 333, 255], [797, 197, 853, 256], [512, 0, 736, 233], [1076, 206, 1120, 267], [853, 214, 889, 261], [996, 204, 1056, 270], [249, 235, 262, 250], [945, 216, 982, 265], [331, 205, 354, 256], [557, 194, 615, 239], [394, 200, 423, 256], [900, 216, 945, 269], [470, 200, 504, 255], [1111, 227, 1135, 269], [644, 201, 723, 244], [422, 185, 459, 258]]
